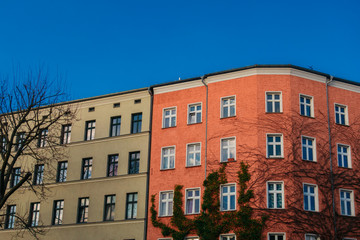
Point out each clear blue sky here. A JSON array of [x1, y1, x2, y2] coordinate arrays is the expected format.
[[0, 0, 359, 100]]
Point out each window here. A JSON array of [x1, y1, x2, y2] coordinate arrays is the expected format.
[[161, 147, 175, 170], [159, 191, 173, 216], [267, 134, 283, 158], [56, 161, 67, 182], [61, 124, 71, 144], [266, 92, 282, 113], [104, 195, 116, 221], [221, 137, 235, 162], [5, 205, 16, 229], [221, 96, 235, 118], [335, 104, 348, 125], [338, 144, 351, 168], [303, 184, 318, 211], [185, 238, 200, 240], [113, 102, 120, 108], [131, 113, 142, 133], [52, 200, 64, 225], [126, 193, 138, 219], [128, 151, 140, 174], [188, 103, 202, 124], [163, 107, 176, 128], [134, 99, 141, 104], [302, 136, 316, 161], [88, 107, 95, 112], [81, 158, 92, 180], [85, 120, 95, 140], [186, 188, 200, 214], [110, 116, 121, 137], [221, 184, 236, 211], [107, 154, 118, 177], [0, 136, 6, 153], [340, 189, 354, 216], [220, 235, 236, 240], [10, 167, 21, 187], [77, 197, 89, 223], [300, 95, 313, 117], [29, 202, 40, 226], [15, 132, 25, 151], [187, 143, 201, 167], [267, 182, 284, 209], [38, 128, 48, 147], [305, 234, 318, 240], [33, 164, 44, 185], [269, 233, 285, 240]]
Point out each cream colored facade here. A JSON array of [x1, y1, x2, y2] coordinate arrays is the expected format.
[[0, 88, 151, 240]]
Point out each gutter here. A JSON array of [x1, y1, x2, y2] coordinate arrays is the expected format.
[[201, 75, 208, 179]]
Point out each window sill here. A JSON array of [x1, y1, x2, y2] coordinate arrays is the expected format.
[[186, 165, 201, 168], [337, 166, 352, 170], [265, 112, 283, 114], [335, 123, 349, 127], [220, 209, 236, 212], [160, 168, 175, 171], [162, 126, 177, 129], [220, 159, 236, 164], [187, 122, 202, 126], [158, 215, 172, 218], [185, 212, 200, 215], [302, 159, 317, 163], [220, 116, 236, 119], [266, 157, 284, 159], [300, 114, 315, 119]]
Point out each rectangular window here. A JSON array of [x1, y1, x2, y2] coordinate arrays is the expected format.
[[110, 116, 121, 137], [29, 202, 40, 227], [52, 200, 64, 225], [107, 154, 118, 177], [10, 167, 21, 187], [187, 143, 201, 167], [85, 120, 95, 140], [303, 184, 318, 211], [186, 188, 200, 214], [267, 182, 284, 209], [15, 132, 25, 151], [338, 144, 351, 168], [161, 147, 175, 170], [159, 191, 173, 216], [38, 128, 48, 147], [104, 195, 116, 221], [163, 107, 176, 128], [302, 136, 316, 161], [305, 234, 318, 240], [131, 113, 142, 133], [221, 96, 236, 118], [128, 151, 140, 174], [221, 138, 236, 162], [269, 233, 285, 240], [0, 136, 6, 153], [335, 104, 348, 125], [61, 124, 71, 144], [126, 193, 138, 219], [188, 103, 202, 124], [57, 161, 68, 182], [267, 134, 283, 158], [77, 197, 89, 223], [81, 158, 92, 180], [340, 189, 354, 216], [300, 95, 313, 117], [33, 164, 44, 185], [220, 235, 236, 240], [5, 205, 16, 229], [266, 92, 282, 113], [221, 184, 236, 211]]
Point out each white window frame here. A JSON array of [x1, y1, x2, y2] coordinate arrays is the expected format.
[[340, 189, 355, 216], [188, 102, 202, 124], [268, 233, 286, 240], [266, 92, 283, 113], [159, 191, 174, 217], [220, 234, 236, 240], [220, 183, 236, 211], [220, 96, 236, 118], [266, 134, 283, 158], [303, 183, 319, 212], [220, 137, 236, 162], [305, 234, 319, 240], [334, 103, 348, 125], [302, 136, 316, 162], [163, 107, 177, 128], [161, 146, 175, 170], [186, 143, 201, 167], [267, 181, 284, 209], [299, 94, 314, 117], [337, 144, 351, 168], [185, 188, 201, 215]]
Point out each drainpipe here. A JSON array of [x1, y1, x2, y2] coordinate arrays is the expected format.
[[144, 87, 154, 240], [326, 76, 337, 239], [201, 75, 208, 179]]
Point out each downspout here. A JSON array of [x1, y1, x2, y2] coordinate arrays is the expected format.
[[326, 76, 337, 239], [144, 86, 154, 240], [201, 75, 208, 179]]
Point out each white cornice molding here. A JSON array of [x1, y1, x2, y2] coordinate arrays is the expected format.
[[154, 80, 203, 94], [331, 80, 360, 93]]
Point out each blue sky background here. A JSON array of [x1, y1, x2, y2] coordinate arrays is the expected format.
[[0, 0, 359, 100]]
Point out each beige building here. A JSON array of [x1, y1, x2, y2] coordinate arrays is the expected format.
[[0, 88, 151, 240]]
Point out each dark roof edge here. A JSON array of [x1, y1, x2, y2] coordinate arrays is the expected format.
[[150, 64, 360, 89]]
